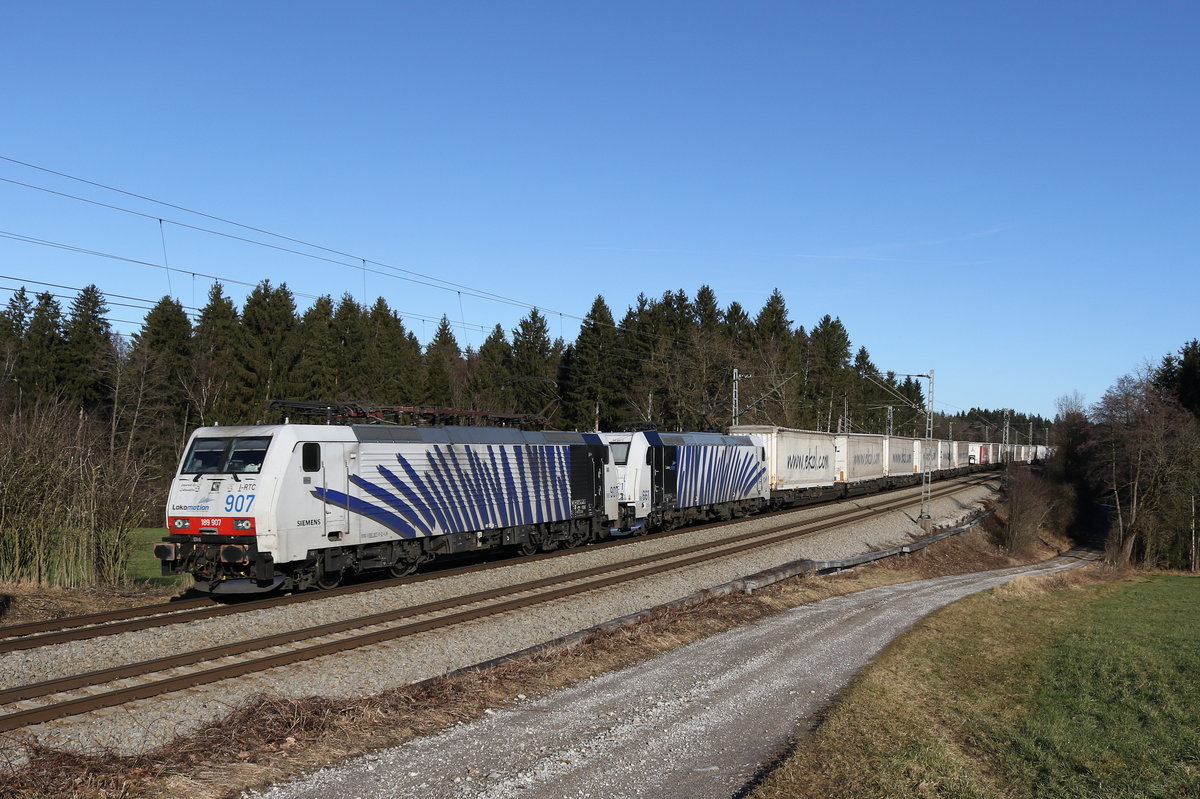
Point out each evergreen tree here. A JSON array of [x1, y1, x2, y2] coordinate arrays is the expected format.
[[20, 291, 66, 402], [807, 314, 854, 431], [63, 285, 113, 411], [0, 287, 32, 397], [468, 323, 514, 414], [723, 301, 753, 358], [614, 295, 657, 425], [747, 289, 799, 426], [332, 294, 369, 399], [424, 316, 463, 408], [686, 285, 732, 430], [127, 296, 194, 473], [646, 289, 697, 429], [190, 282, 242, 425], [694, 285, 722, 333], [237, 280, 300, 419], [363, 298, 424, 405], [1156, 339, 1200, 421], [851, 345, 885, 433], [510, 308, 558, 418], [295, 295, 339, 401], [897, 376, 927, 435], [133, 297, 193, 393], [561, 296, 618, 430]]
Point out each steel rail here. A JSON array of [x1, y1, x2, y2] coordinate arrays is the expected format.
[[0, 477, 990, 732], [0, 475, 992, 652]]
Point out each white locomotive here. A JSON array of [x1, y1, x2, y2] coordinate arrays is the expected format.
[[155, 425, 770, 594]]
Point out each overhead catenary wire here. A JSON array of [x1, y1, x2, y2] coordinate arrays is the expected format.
[[0, 223, 707, 367], [0, 158, 714, 355], [0, 165, 565, 316], [0, 274, 202, 314]]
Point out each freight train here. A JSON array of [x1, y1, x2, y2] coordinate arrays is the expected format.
[[155, 423, 1045, 594]]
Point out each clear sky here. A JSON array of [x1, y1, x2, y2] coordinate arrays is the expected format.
[[1, 1, 1196, 421]]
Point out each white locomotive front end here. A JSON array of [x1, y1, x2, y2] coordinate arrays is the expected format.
[[156, 425, 359, 594]]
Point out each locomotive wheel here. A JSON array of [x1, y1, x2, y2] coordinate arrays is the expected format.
[[316, 568, 344, 590], [388, 560, 418, 578], [561, 528, 588, 549]]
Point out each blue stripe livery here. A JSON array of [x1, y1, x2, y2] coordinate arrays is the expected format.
[[312, 444, 577, 538], [674, 445, 766, 508]]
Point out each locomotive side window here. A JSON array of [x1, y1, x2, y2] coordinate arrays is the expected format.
[[302, 442, 321, 472], [180, 436, 273, 474]]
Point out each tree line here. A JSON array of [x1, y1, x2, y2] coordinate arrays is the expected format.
[[1050, 339, 1200, 570], [0, 280, 1049, 585]]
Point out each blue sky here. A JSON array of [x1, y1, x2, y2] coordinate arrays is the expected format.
[[1, 1, 1196, 421]]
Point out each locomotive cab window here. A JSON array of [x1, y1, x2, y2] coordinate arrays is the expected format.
[[302, 442, 321, 472], [182, 438, 226, 474], [610, 442, 630, 465], [181, 436, 273, 475]]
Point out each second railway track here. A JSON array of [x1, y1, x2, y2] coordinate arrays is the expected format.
[[0, 474, 993, 653], [0, 475, 997, 737]]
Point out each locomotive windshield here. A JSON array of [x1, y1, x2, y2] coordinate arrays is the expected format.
[[610, 442, 630, 465], [181, 436, 272, 475]]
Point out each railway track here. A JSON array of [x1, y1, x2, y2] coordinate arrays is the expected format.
[[0, 474, 994, 653], [0, 475, 995, 733]]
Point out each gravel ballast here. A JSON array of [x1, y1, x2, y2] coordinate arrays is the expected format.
[[1, 479, 999, 758]]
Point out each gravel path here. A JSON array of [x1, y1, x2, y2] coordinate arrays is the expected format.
[[2, 479, 997, 758], [246, 551, 1090, 799]]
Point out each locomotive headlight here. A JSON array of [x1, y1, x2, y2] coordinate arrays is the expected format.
[[233, 519, 253, 530], [172, 518, 190, 529]]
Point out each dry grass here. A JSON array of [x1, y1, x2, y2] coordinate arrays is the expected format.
[[991, 566, 1125, 599], [0, 581, 181, 626], [0, 522, 1081, 799], [749, 564, 1133, 799]]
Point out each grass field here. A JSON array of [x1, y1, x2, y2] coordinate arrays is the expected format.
[[752, 570, 1200, 799], [126, 527, 186, 586]]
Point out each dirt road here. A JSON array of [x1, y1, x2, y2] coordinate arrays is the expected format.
[[248, 552, 1091, 799]]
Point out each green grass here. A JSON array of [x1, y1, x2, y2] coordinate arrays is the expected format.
[[752, 572, 1200, 799], [986, 578, 1200, 797], [126, 527, 186, 586]]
